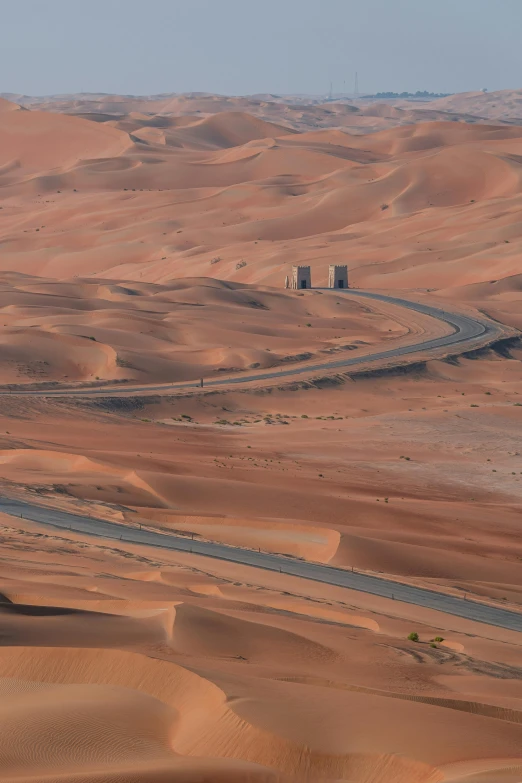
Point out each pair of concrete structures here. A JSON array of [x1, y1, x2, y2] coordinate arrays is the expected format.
[[285, 265, 348, 290]]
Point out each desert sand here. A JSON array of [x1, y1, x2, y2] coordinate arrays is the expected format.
[[0, 274, 409, 386], [0, 91, 520, 781]]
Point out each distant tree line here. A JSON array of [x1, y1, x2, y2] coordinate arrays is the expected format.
[[369, 90, 453, 99]]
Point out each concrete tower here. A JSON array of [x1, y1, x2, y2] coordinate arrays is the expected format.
[[291, 266, 311, 290], [328, 264, 348, 289]]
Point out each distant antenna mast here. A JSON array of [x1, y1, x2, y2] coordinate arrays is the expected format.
[[354, 71, 359, 97], [329, 81, 333, 100]]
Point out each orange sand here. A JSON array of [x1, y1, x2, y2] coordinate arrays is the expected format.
[[0, 92, 520, 781]]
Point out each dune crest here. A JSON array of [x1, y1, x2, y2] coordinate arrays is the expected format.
[[0, 90, 521, 782]]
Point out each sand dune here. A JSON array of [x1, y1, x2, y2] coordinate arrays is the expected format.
[[2, 101, 522, 300], [0, 96, 22, 113], [0, 92, 521, 781], [0, 524, 519, 782], [11, 88, 521, 133], [427, 88, 522, 122], [164, 112, 297, 150], [0, 108, 131, 174], [0, 273, 401, 385]]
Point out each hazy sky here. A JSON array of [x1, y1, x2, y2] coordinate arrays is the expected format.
[[2, 0, 520, 96]]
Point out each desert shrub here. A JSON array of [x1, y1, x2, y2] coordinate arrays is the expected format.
[[407, 632, 419, 642], [433, 636, 444, 642]]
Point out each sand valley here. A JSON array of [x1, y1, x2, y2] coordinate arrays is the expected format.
[[0, 87, 521, 782]]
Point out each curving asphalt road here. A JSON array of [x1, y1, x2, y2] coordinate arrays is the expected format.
[[0, 290, 503, 398], [0, 496, 520, 632], [0, 291, 519, 632]]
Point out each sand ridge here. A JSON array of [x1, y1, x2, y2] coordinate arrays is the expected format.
[[0, 90, 521, 781], [0, 510, 520, 782], [0, 273, 406, 386], [1, 99, 522, 300]]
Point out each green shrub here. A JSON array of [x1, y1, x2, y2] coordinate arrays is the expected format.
[[433, 636, 444, 642], [407, 632, 419, 642]]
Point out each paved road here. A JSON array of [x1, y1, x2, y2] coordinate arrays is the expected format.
[[0, 293, 517, 631], [0, 291, 503, 397], [1, 497, 521, 633]]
